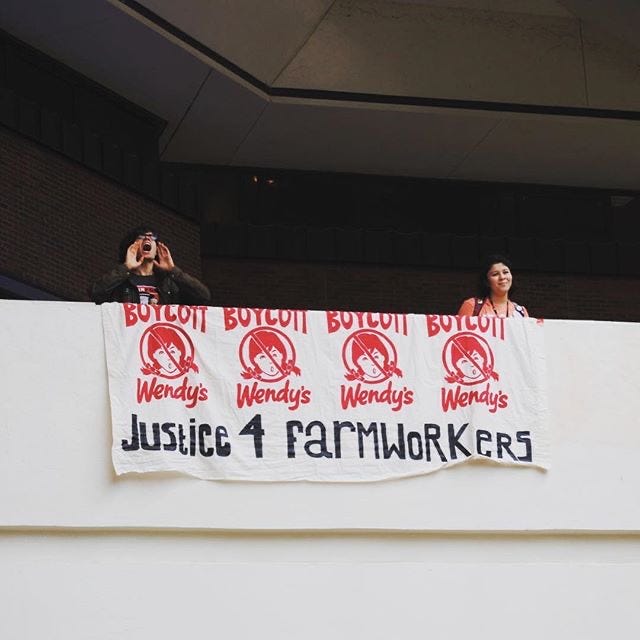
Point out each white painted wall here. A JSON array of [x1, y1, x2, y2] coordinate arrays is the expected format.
[[1, 300, 639, 639]]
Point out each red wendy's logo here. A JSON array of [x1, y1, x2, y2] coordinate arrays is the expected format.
[[239, 327, 300, 383], [442, 332, 499, 386], [139, 323, 198, 379], [342, 329, 402, 384]]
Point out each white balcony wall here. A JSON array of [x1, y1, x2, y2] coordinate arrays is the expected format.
[[0, 300, 638, 639]]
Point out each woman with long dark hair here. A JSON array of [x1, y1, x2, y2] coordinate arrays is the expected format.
[[458, 254, 528, 317]]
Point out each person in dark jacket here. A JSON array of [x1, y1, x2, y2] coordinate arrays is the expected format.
[[90, 225, 210, 305]]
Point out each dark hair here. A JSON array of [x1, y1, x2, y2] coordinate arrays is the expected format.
[[118, 225, 159, 263], [476, 254, 514, 298]]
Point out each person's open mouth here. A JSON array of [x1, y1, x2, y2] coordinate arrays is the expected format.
[[142, 242, 152, 251]]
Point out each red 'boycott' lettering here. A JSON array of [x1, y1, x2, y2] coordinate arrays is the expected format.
[[326, 311, 408, 335], [426, 315, 505, 340], [124, 304, 207, 333], [223, 307, 308, 334]]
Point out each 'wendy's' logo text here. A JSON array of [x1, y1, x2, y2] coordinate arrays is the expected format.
[[439, 331, 507, 413], [339, 329, 413, 412], [236, 326, 310, 411]]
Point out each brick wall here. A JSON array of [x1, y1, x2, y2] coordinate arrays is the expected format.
[[0, 126, 202, 301], [204, 257, 640, 322], [3, 123, 640, 321]]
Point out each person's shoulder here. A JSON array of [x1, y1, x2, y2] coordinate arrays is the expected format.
[[458, 297, 482, 316], [512, 302, 528, 317]]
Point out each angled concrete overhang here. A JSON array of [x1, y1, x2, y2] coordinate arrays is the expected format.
[[1, 0, 639, 189]]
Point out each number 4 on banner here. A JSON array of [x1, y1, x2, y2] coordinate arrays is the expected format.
[[239, 414, 265, 458]]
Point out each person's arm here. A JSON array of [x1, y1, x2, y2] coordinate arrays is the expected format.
[[155, 242, 211, 304], [167, 266, 211, 304], [89, 264, 130, 303], [90, 241, 141, 304], [457, 298, 476, 316]]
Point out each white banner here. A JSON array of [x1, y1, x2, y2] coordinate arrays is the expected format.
[[102, 304, 549, 481]]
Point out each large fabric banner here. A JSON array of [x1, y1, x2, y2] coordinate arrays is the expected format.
[[102, 304, 549, 481]]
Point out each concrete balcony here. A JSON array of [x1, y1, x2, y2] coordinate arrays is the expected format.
[[0, 300, 638, 638]]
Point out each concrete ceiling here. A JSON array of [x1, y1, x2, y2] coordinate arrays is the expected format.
[[1, 0, 639, 189]]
